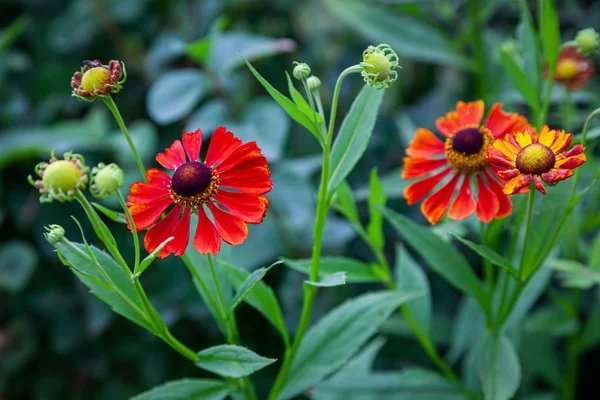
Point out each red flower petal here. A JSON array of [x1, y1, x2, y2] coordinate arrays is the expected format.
[[533, 175, 546, 195], [403, 167, 453, 205], [486, 148, 517, 169], [484, 103, 529, 138], [448, 175, 476, 220], [475, 174, 500, 223], [128, 181, 170, 205], [182, 129, 203, 162], [193, 206, 221, 255], [485, 172, 513, 218], [542, 169, 573, 184], [406, 128, 445, 157], [128, 198, 172, 231], [146, 168, 172, 185], [204, 127, 243, 167], [402, 157, 448, 179], [561, 144, 585, 158], [556, 153, 586, 169], [504, 174, 532, 195], [497, 169, 521, 180], [216, 141, 263, 174], [214, 191, 269, 223], [436, 101, 484, 137], [208, 203, 248, 246], [219, 155, 270, 182], [144, 205, 182, 258], [421, 173, 461, 225], [156, 140, 186, 170], [166, 207, 191, 256]]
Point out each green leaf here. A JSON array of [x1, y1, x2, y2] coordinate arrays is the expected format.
[[524, 306, 579, 337], [581, 305, 600, 352], [395, 245, 432, 339], [330, 337, 387, 379], [499, 47, 539, 111], [283, 257, 379, 283], [0, 14, 30, 52], [549, 259, 600, 289], [285, 72, 322, 126], [229, 261, 280, 313], [305, 272, 347, 287], [186, 37, 212, 65], [367, 169, 387, 250], [381, 208, 485, 306], [324, 0, 471, 69], [195, 345, 276, 379], [53, 239, 154, 333], [334, 181, 360, 226], [450, 233, 518, 278], [0, 241, 37, 294], [131, 378, 232, 400], [327, 85, 384, 200], [589, 232, 600, 271], [279, 290, 423, 399], [516, 3, 541, 93], [356, 168, 407, 201], [134, 237, 175, 279], [447, 297, 486, 364], [241, 56, 324, 146], [220, 262, 289, 346], [481, 333, 521, 400], [539, 0, 560, 70], [146, 70, 209, 125], [92, 202, 127, 224]]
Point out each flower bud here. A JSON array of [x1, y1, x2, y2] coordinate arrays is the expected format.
[[71, 59, 127, 102], [575, 28, 600, 56], [499, 40, 519, 55], [44, 225, 65, 244], [90, 163, 124, 198], [360, 44, 399, 89], [306, 75, 321, 91], [293, 62, 311, 80], [28, 151, 89, 203]]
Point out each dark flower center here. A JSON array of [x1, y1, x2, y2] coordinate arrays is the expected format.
[[171, 161, 213, 197], [452, 127, 484, 155], [516, 143, 556, 175]]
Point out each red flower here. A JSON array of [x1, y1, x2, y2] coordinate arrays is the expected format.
[[402, 101, 533, 225], [547, 45, 595, 90], [127, 127, 272, 257]]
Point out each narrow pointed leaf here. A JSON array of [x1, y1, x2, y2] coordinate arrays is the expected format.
[[540, 0, 560, 70], [283, 257, 378, 283], [229, 261, 281, 313], [285, 72, 323, 126], [334, 181, 360, 226], [195, 345, 276, 378], [499, 49, 539, 111], [92, 202, 127, 224], [367, 169, 386, 250], [305, 272, 347, 287], [450, 233, 518, 278], [134, 237, 174, 279], [131, 378, 232, 400]]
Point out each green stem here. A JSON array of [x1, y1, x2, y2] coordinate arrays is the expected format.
[[570, 107, 600, 199], [102, 96, 146, 180], [468, 0, 487, 98], [268, 65, 361, 400], [206, 254, 239, 344], [537, 72, 556, 130], [562, 88, 575, 132], [564, 290, 581, 400], [116, 190, 140, 272], [312, 89, 327, 131], [301, 79, 319, 129]]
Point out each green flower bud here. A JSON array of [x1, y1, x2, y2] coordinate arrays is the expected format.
[[44, 225, 65, 244], [28, 151, 89, 203], [293, 62, 311, 80], [306, 75, 321, 91], [499, 40, 519, 55], [90, 163, 124, 198], [360, 44, 400, 89], [575, 28, 600, 56]]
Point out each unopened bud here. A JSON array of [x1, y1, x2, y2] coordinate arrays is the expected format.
[[90, 163, 124, 198], [44, 225, 65, 244], [360, 44, 399, 89], [575, 28, 600, 56], [293, 62, 311, 81], [306, 75, 321, 91]]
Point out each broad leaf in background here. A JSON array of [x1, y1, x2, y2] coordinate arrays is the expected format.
[[305, 272, 347, 287], [539, 0, 560, 71], [381, 208, 485, 306], [524, 306, 579, 337], [450, 233, 518, 278], [131, 378, 232, 400], [395, 245, 432, 339], [327, 85, 384, 199], [367, 170, 386, 250], [447, 297, 486, 364], [146, 69, 209, 125], [505, 264, 552, 331], [185, 99, 229, 136], [550, 259, 600, 289], [242, 57, 324, 145], [278, 290, 423, 399], [220, 262, 289, 346], [0, 241, 37, 294], [283, 257, 379, 283], [481, 333, 521, 400], [499, 46, 539, 111], [516, 3, 541, 93], [324, 0, 470, 69], [229, 261, 280, 313], [194, 345, 276, 379]]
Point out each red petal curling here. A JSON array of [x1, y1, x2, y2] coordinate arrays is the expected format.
[[156, 140, 186, 170], [204, 127, 243, 166], [475, 175, 500, 223], [167, 207, 191, 256], [194, 206, 221, 255], [182, 129, 202, 162], [421, 173, 461, 225], [144, 205, 182, 258], [214, 191, 269, 224], [448, 176, 476, 220], [533, 175, 546, 195], [485, 172, 513, 218], [208, 203, 248, 246], [405, 128, 445, 157]]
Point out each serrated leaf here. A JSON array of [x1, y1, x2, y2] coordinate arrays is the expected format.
[[195, 345, 276, 379], [279, 290, 423, 399], [450, 233, 518, 278], [367, 169, 386, 250], [92, 202, 127, 224], [220, 261, 289, 346], [327, 86, 384, 199], [283, 257, 378, 283], [305, 272, 347, 287], [481, 333, 521, 400], [229, 261, 280, 313], [381, 208, 485, 306], [131, 378, 232, 400]]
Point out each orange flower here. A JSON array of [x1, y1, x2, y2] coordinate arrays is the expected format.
[[548, 45, 595, 90], [402, 101, 533, 224], [487, 126, 586, 195]]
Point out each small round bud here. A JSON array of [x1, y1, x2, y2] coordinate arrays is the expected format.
[[293, 62, 311, 80], [44, 225, 65, 244], [575, 28, 600, 56], [90, 163, 124, 198], [360, 44, 400, 89], [28, 151, 89, 203], [499, 40, 519, 55], [306, 75, 321, 91], [71, 59, 127, 102]]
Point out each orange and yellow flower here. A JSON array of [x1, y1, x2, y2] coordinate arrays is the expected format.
[[402, 101, 533, 224], [548, 45, 595, 90], [487, 126, 586, 195]]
